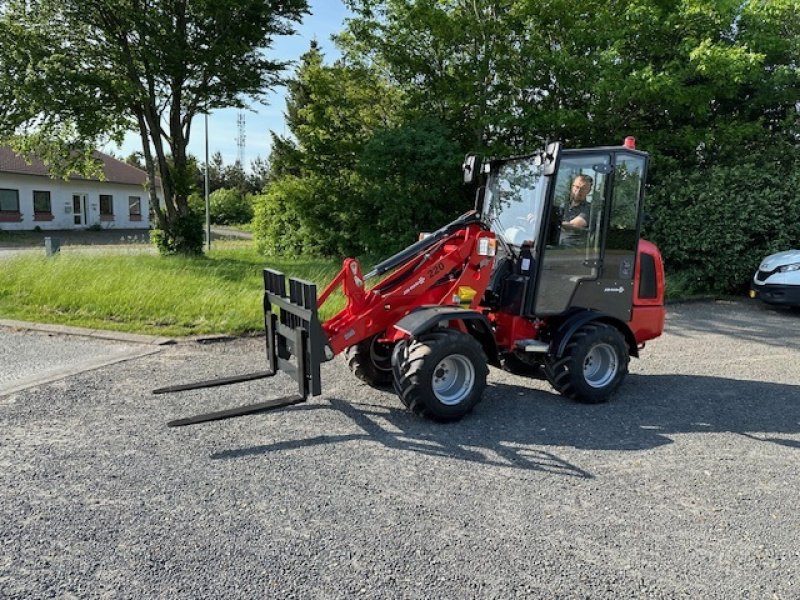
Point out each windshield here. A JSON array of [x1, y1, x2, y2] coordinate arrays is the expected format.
[[483, 159, 548, 247]]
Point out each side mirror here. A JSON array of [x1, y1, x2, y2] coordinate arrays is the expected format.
[[463, 154, 480, 184], [543, 141, 561, 176]]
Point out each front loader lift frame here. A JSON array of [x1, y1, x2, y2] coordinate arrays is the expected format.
[[155, 269, 325, 427]]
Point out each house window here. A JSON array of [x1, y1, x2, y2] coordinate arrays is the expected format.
[[128, 196, 142, 221], [99, 194, 114, 221], [0, 188, 21, 222], [0, 188, 20, 212], [33, 190, 54, 221], [33, 191, 51, 213]]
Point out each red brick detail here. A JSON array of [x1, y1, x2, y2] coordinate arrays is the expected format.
[[129, 214, 142, 221], [0, 211, 22, 222], [100, 214, 115, 222], [33, 212, 55, 221]]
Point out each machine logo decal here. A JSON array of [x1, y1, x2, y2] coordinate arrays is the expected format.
[[604, 287, 625, 293], [403, 277, 426, 295]]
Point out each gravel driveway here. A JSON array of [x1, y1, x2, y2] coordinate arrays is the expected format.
[[1, 301, 799, 599]]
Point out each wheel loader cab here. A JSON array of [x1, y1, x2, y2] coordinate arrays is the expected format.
[[482, 145, 649, 322]]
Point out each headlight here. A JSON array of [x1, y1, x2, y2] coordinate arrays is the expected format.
[[778, 263, 800, 273]]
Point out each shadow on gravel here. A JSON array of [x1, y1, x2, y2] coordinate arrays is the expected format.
[[211, 374, 800, 466], [485, 373, 800, 452], [211, 398, 592, 477], [667, 301, 800, 350]]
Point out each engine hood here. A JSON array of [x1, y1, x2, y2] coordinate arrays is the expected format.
[[759, 249, 800, 271]]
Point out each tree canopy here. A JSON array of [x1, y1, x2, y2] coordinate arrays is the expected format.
[[252, 0, 799, 294], [0, 0, 308, 253]]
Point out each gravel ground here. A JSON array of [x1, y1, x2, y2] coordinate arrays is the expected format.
[[1, 300, 799, 599], [0, 329, 157, 396]]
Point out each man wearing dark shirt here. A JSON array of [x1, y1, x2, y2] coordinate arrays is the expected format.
[[560, 174, 593, 246]]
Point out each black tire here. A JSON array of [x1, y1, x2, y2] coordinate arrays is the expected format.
[[544, 322, 629, 404], [502, 351, 546, 379], [391, 329, 488, 422], [345, 334, 394, 387]]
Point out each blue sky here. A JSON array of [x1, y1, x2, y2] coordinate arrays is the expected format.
[[112, 0, 350, 168]]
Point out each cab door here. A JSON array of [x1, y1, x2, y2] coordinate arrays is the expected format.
[[570, 152, 648, 321], [532, 151, 613, 315]]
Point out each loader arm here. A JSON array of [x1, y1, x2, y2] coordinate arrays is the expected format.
[[319, 211, 497, 355]]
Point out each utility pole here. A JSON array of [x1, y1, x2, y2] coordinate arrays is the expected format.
[[205, 113, 211, 252]]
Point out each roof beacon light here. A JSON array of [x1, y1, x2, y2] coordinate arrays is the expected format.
[[623, 136, 636, 149]]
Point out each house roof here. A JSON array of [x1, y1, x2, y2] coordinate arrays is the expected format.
[[0, 146, 151, 186]]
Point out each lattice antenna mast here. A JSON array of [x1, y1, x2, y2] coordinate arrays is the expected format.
[[236, 113, 246, 165]]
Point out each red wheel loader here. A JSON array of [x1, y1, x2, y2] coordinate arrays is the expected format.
[[156, 138, 665, 426]]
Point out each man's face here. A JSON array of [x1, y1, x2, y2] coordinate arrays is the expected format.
[[570, 178, 592, 203]]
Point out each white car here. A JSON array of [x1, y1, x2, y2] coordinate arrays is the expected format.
[[750, 249, 800, 307]]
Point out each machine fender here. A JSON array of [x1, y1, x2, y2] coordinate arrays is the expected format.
[[552, 310, 638, 359], [394, 306, 500, 367]]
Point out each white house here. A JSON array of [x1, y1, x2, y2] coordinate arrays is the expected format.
[[0, 147, 161, 231]]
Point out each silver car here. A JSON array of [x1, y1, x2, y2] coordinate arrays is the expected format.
[[750, 250, 800, 307]]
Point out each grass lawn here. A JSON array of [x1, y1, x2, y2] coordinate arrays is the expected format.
[[0, 242, 343, 336], [0, 235, 711, 337]]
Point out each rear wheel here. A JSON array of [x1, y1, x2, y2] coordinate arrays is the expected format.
[[346, 334, 394, 387], [544, 323, 629, 404], [392, 329, 488, 422]]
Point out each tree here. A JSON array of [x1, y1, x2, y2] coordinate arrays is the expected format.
[[254, 42, 404, 256], [343, 0, 799, 162], [0, 0, 308, 254], [195, 152, 268, 195], [341, 0, 524, 153]]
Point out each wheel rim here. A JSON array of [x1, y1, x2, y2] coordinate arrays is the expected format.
[[432, 354, 475, 405], [369, 337, 393, 373], [583, 343, 618, 389]]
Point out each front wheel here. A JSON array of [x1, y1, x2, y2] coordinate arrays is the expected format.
[[544, 323, 629, 404], [392, 329, 488, 422], [345, 334, 394, 387]]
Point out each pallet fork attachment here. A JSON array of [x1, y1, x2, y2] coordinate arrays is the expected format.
[[154, 269, 326, 427]]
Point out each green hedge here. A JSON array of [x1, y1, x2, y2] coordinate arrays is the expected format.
[[647, 156, 800, 295]]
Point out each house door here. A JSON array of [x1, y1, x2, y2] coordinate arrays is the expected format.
[[72, 194, 88, 226]]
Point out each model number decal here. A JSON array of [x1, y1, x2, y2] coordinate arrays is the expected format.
[[427, 262, 445, 279]]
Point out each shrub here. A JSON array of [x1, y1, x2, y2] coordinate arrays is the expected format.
[[210, 188, 253, 225], [252, 176, 326, 256], [253, 119, 468, 259], [150, 210, 204, 255], [354, 119, 468, 257]]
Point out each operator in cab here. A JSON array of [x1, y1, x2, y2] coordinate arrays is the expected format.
[[560, 174, 593, 246]]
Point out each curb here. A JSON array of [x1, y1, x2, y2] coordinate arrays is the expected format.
[[0, 319, 175, 346]]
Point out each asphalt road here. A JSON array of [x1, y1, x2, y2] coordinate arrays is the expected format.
[[1, 301, 799, 599]]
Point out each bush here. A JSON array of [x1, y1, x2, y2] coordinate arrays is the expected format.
[[150, 210, 204, 255], [186, 189, 253, 225], [647, 155, 800, 295], [253, 119, 468, 259], [210, 188, 253, 225], [252, 176, 328, 256]]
